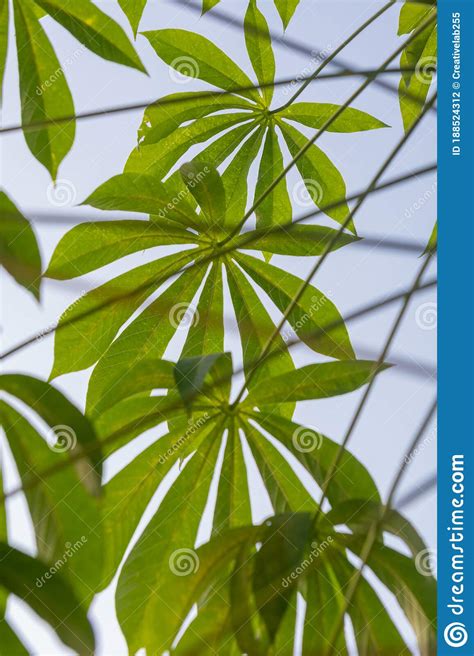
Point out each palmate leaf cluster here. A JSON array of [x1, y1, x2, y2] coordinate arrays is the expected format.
[[0, 1, 437, 654]]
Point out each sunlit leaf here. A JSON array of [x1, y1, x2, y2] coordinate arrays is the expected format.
[[118, 0, 147, 37], [13, 0, 75, 178], [244, 0, 275, 106], [279, 102, 388, 132]]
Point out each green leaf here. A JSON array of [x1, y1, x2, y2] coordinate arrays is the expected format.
[[0, 0, 8, 103], [126, 113, 254, 179], [83, 172, 201, 230], [222, 127, 265, 227], [0, 191, 42, 299], [279, 102, 388, 132], [181, 262, 225, 359], [227, 261, 295, 417], [399, 1, 434, 35], [0, 374, 102, 492], [51, 249, 197, 378], [235, 252, 355, 359], [0, 620, 28, 655], [423, 221, 437, 256], [343, 535, 437, 655], [118, 0, 146, 37], [116, 436, 222, 653], [327, 499, 427, 558], [0, 544, 95, 654], [13, 0, 75, 179], [244, 0, 275, 106], [180, 161, 226, 231], [212, 421, 252, 536], [399, 24, 436, 131], [46, 219, 197, 279], [244, 360, 388, 406], [252, 413, 380, 507], [85, 263, 206, 415], [202, 0, 221, 13], [143, 29, 261, 104], [139, 91, 253, 146], [175, 353, 232, 408], [100, 416, 216, 587], [255, 128, 292, 237], [0, 402, 102, 604], [279, 122, 352, 230], [245, 421, 317, 513], [236, 224, 358, 256], [274, 0, 301, 29], [34, 0, 146, 73]]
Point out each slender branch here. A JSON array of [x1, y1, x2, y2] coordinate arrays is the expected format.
[[0, 163, 435, 362]]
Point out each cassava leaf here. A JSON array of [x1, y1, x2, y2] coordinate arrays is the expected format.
[[423, 221, 437, 256], [13, 0, 75, 178], [0, 401, 102, 604], [235, 224, 358, 256], [0, 374, 102, 491], [279, 121, 352, 230], [279, 102, 388, 132], [244, 0, 275, 106], [0, 0, 8, 103], [143, 29, 261, 103], [181, 161, 227, 230], [235, 252, 355, 359], [0, 191, 42, 299], [0, 544, 95, 654], [33, 0, 146, 73], [118, 0, 147, 37], [274, 0, 301, 29], [244, 360, 389, 407]]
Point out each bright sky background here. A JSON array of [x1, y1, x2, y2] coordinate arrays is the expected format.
[[1, 1, 437, 653]]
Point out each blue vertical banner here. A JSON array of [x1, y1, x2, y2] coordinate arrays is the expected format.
[[438, 0, 474, 653]]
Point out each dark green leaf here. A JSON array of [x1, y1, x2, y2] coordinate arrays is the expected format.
[[0, 544, 95, 654], [0, 374, 102, 492], [0, 0, 8, 103], [0, 191, 42, 298]]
